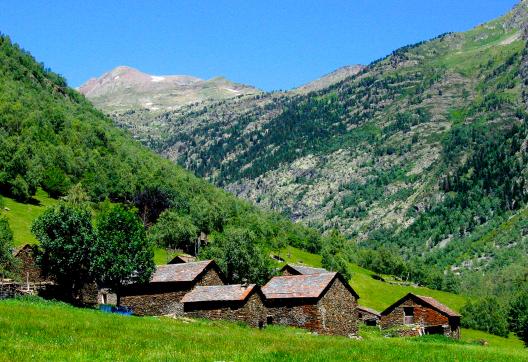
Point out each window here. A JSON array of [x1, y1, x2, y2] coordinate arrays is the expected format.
[[403, 307, 414, 325]]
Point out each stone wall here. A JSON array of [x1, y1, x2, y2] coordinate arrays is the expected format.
[[121, 268, 224, 316], [380, 297, 460, 338], [265, 300, 320, 331], [121, 287, 189, 316], [317, 278, 358, 336], [184, 292, 267, 328]]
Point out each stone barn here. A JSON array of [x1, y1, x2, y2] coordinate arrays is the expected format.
[[12, 244, 48, 283], [182, 284, 267, 328], [262, 272, 360, 336], [280, 264, 329, 276], [357, 305, 381, 326], [120, 260, 225, 316], [379, 293, 461, 338]]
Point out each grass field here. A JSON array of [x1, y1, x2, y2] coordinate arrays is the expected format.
[[0, 298, 525, 361], [280, 246, 467, 312], [0, 190, 58, 246]]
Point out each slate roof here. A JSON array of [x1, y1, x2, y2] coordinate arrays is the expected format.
[[281, 264, 329, 275], [151, 260, 214, 283], [416, 295, 461, 317], [357, 305, 381, 317], [262, 272, 359, 300], [381, 293, 460, 318], [181, 284, 257, 303]]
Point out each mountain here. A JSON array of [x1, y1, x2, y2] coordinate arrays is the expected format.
[[0, 34, 322, 264], [294, 65, 364, 93], [78, 66, 261, 112], [99, 0, 528, 296]]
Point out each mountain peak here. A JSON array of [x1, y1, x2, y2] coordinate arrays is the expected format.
[[78, 66, 260, 112]]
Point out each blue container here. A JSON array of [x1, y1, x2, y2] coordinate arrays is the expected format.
[[99, 304, 113, 313], [114, 306, 133, 316]]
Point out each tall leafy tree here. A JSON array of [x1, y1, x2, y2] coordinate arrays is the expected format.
[[91, 203, 155, 304], [0, 216, 16, 277], [31, 203, 94, 301], [321, 230, 353, 281], [201, 227, 274, 285], [148, 210, 198, 252]]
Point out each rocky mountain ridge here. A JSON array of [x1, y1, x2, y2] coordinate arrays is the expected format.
[[78, 65, 261, 112]]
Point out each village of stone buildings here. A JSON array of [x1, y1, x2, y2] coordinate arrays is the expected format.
[[1, 244, 461, 339]]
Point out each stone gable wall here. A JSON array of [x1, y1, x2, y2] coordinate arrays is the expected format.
[[184, 292, 267, 328], [265, 278, 358, 337], [14, 247, 47, 283], [317, 278, 358, 336], [121, 267, 224, 316]]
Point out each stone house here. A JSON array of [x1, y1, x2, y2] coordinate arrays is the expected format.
[[262, 272, 360, 337], [120, 260, 225, 316], [357, 305, 381, 326], [379, 293, 461, 339], [280, 264, 329, 276], [182, 284, 267, 328]]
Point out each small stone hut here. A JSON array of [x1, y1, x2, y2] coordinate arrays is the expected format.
[[182, 284, 267, 328], [379, 293, 461, 338], [280, 264, 329, 276], [262, 272, 360, 336], [120, 260, 225, 316], [357, 305, 381, 326], [168, 254, 197, 264], [12, 244, 47, 283]]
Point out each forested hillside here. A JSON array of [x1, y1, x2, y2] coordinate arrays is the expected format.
[[105, 3, 528, 301], [0, 33, 325, 278]]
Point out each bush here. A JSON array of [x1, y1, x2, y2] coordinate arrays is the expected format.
[[509, 288, 528, 346]]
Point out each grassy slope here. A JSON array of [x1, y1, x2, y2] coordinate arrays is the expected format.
[[282, 246, 465, 312], [0, 190, 57, 246], [0, 299, 525, 361]]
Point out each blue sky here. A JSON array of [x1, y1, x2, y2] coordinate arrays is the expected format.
[[0, 0, 519, 91]]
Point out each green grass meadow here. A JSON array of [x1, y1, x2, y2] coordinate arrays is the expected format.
[[0, 298, 526, 362]]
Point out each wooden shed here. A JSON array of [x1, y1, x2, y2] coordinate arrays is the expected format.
[[120, 260, 225, 316], [379, 293, 461, 338], [280, 264, 329, 276], [182, 284, 267, 328], [262, 272, 360, 336]]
